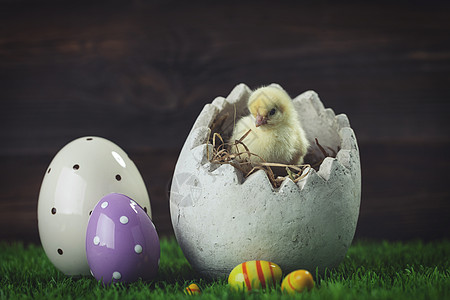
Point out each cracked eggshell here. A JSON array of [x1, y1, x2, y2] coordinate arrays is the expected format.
[[38, 136, 152, 276], [86, 193, 160, 284], [170, 84, 361, 278]]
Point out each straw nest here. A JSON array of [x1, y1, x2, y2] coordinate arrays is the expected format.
[[207, 112, 338, 188]]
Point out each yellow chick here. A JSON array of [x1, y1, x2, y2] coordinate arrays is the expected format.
[[229, 86, 309, 165]]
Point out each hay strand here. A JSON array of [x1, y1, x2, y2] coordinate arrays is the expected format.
[[208, 129, 311, 188], [315, 137, 328, 158]]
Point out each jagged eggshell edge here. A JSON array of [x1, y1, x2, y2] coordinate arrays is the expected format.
[[170, 83, 361, 278]]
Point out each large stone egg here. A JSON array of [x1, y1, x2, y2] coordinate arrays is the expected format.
[[169, 84, 361, 278]]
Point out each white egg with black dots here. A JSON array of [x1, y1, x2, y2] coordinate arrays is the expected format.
[[37, 136, 152, 276]]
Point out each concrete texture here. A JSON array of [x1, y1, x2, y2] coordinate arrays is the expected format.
[[170, 84, 361, 278]]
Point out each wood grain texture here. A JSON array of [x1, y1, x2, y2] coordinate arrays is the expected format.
[[1, 141, 448, 243], [0, 0, 449, 242]]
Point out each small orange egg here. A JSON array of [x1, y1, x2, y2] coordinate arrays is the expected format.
[[185, 283, 201, 295], [228, 260, 282, 292], [281, 269, 314, 294]]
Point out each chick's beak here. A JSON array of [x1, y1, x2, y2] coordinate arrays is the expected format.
[[255, 113, 267, 127]]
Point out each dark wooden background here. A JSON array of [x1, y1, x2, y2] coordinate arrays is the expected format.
[[1, 0, 449, 244]]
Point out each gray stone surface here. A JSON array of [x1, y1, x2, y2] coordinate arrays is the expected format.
[[169, 84, 361, 279]]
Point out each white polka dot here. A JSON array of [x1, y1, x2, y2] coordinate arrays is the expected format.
[[120, 216, 128, 224], [90, 269, 94, 277], [93, 236, 100, 245], [158, 258, 160, 266], [134, 244, 143, 254], [113, 271, 121, 280], [101, 202, 108, 209]]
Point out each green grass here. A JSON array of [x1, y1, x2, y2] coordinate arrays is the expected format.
[[0, 238, 449, 299]]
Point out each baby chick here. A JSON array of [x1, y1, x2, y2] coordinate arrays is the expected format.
[[229, 86, 309, 165]]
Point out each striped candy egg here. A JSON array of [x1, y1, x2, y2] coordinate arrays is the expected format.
[[281, 269, 314, 294], [185, 283, 201, 295], [228, 260, 282, 291]]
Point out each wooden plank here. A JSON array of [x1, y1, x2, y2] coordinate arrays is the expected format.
[[0, 141, 448, 243], [0, 1, 449, 242], [1, 1, 449, 155], [356, 141, 450, 240]]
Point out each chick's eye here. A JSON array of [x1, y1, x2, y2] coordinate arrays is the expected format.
[[269, 108, 276, 116]]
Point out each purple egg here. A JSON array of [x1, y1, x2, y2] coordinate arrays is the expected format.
[[86, 193, 160, 284]]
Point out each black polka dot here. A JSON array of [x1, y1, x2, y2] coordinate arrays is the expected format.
[[89, 210, 92, 216], [86, 138, 93, 141], [73, 164, 80, 170], [51, 207, 56, 215], [143, 207, 147, 213], [115, 174, 121, 181], [47, 168, 51, 174], [57, 248, 63, 255]]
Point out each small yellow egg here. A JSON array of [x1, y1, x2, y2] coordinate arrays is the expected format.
[[228, 260, 282, 292], [185, 283, 201, 295], [281, 269, 315, 294]]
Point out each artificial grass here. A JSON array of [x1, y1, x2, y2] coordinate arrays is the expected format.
[[0, 238, 449, 299]]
